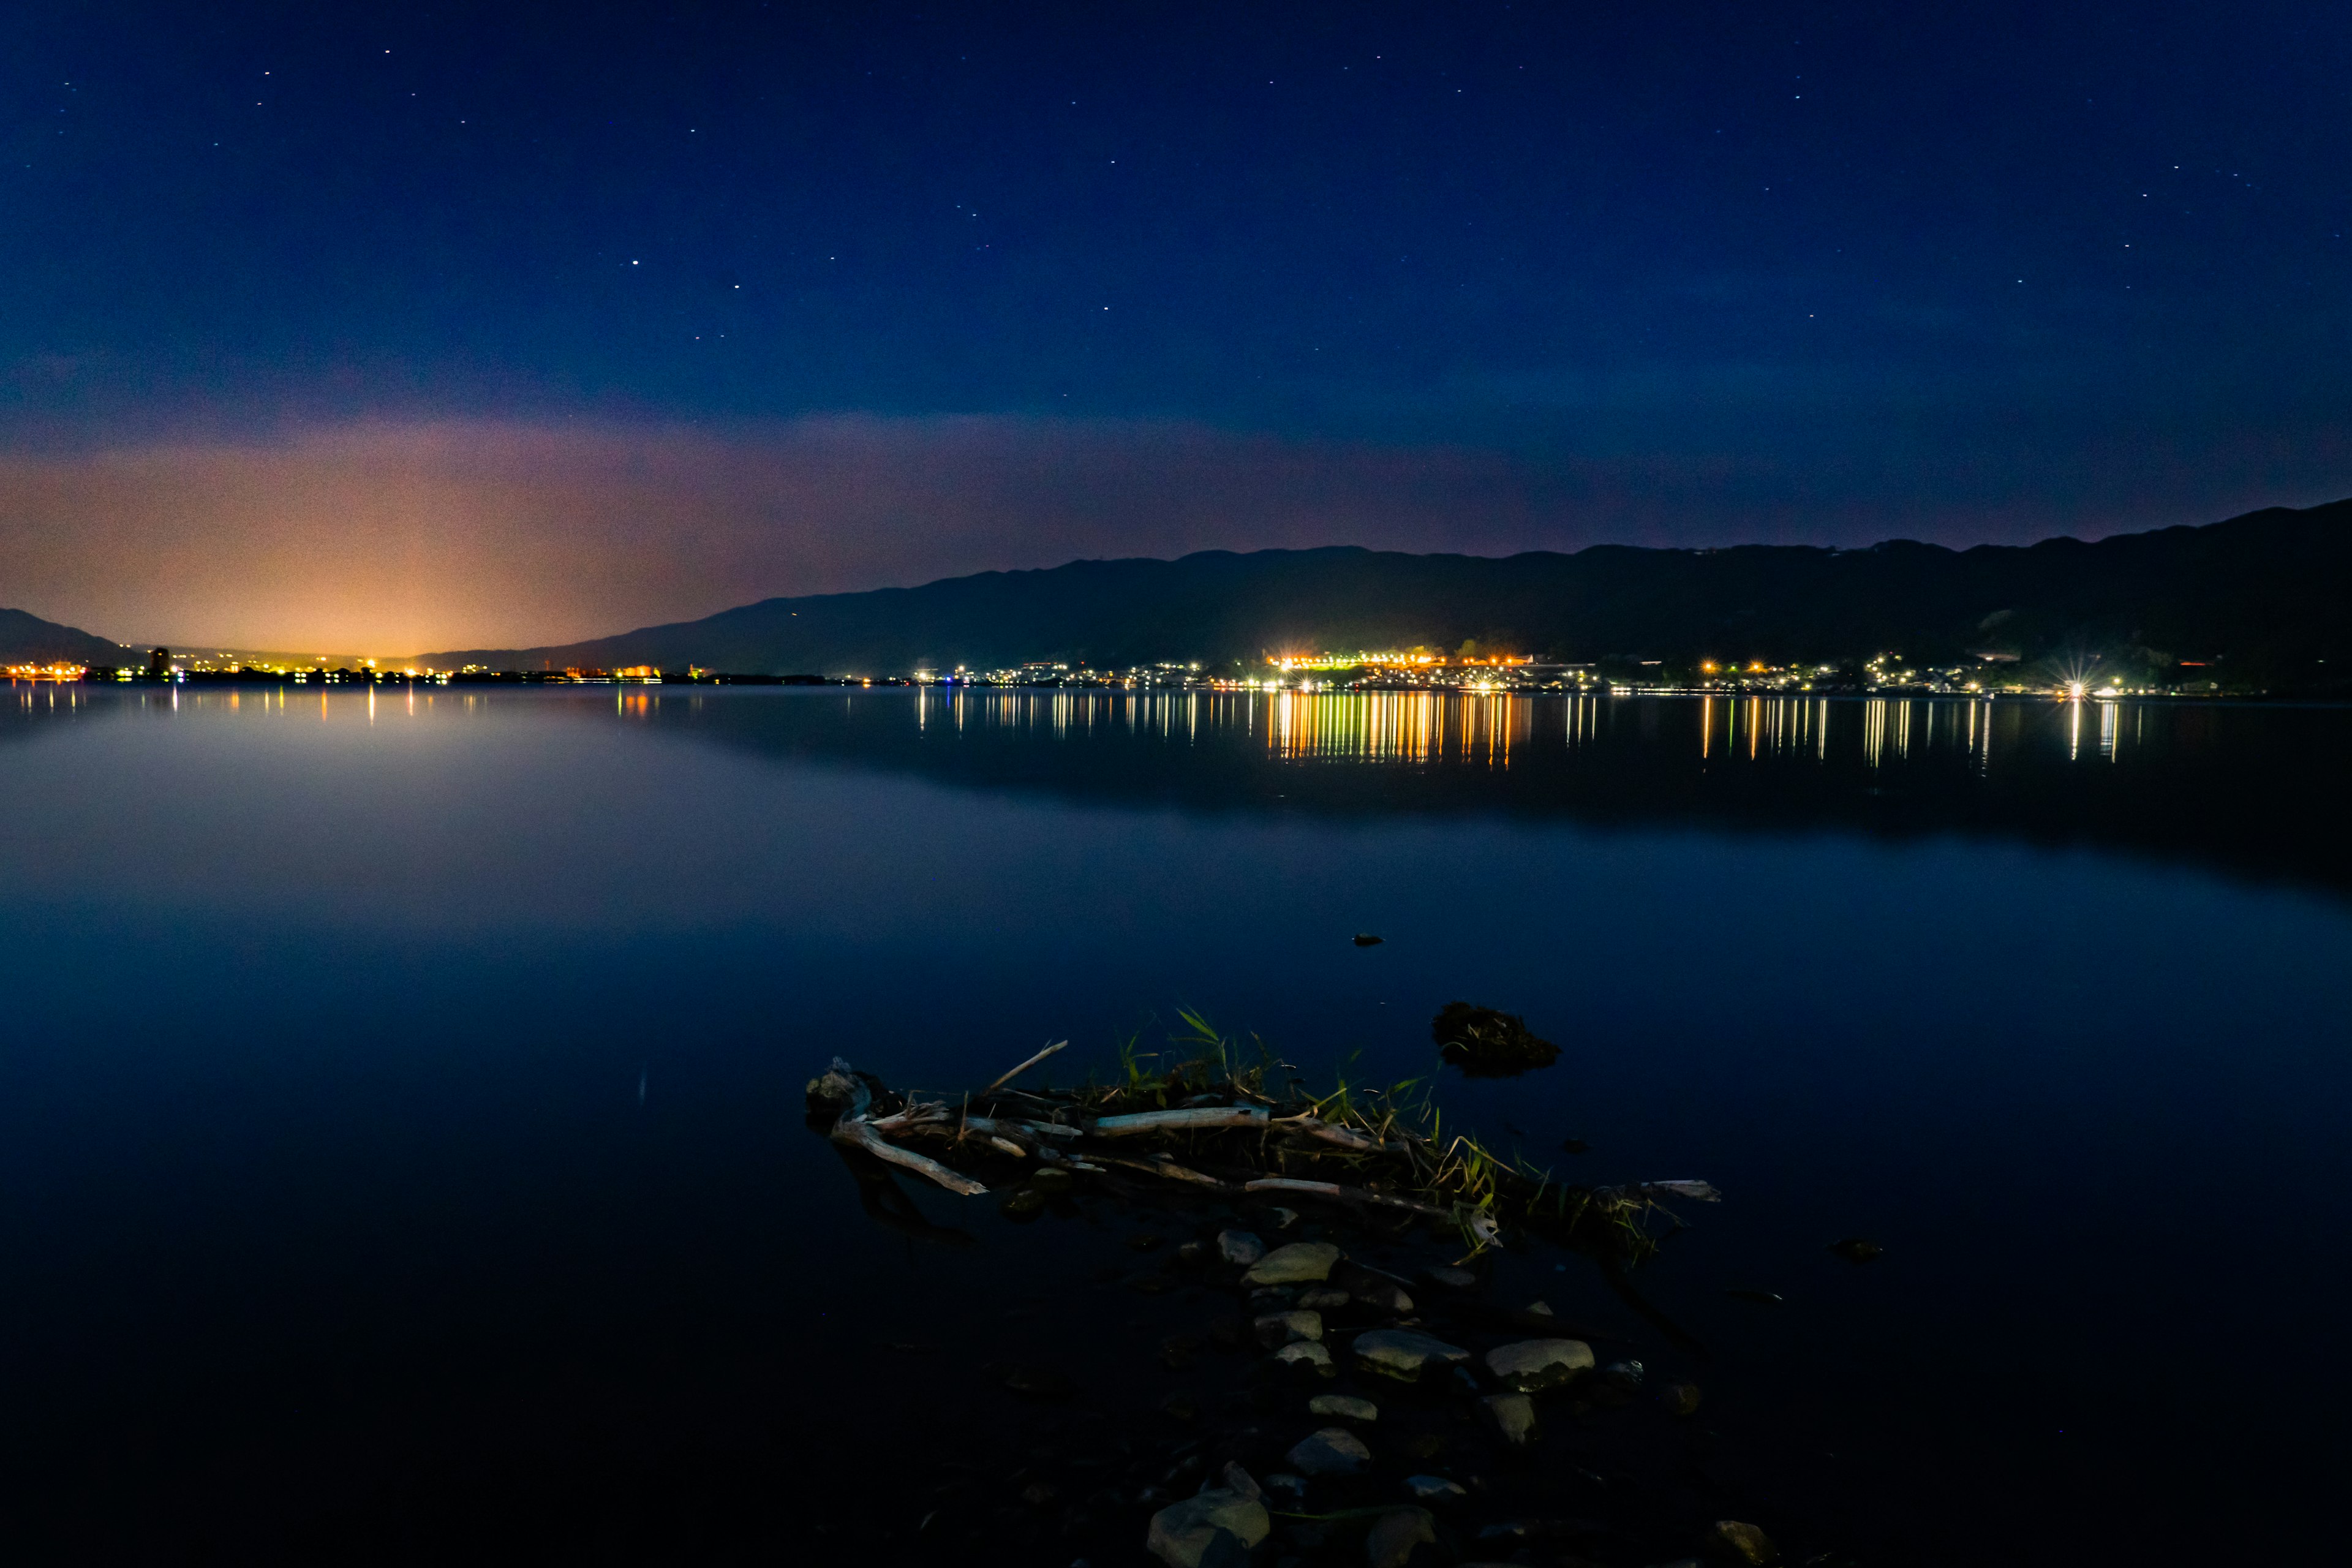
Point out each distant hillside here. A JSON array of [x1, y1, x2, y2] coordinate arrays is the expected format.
[[0, 606, 129, 666], [420, 500, 2352, 686]]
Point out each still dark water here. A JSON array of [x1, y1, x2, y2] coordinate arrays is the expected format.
[[3, 685, 2348, 1564]]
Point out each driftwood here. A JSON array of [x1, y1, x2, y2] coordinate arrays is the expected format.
[[806, 1042, 1718, 1267]]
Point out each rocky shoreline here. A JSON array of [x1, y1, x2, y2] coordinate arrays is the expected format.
[[807, 1044, 1822, 1566]]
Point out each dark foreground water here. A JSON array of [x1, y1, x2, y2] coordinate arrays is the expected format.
[[2, 685, 2348, 1564]]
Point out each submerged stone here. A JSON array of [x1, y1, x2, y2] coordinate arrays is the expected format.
[[1364, 1506, 1436, 1568], [1482, 1338, 1595, 1392], [1145, 1488, 1270, 1568], [1242, 1241, 1341, 1286], [1217, 1230, 1267, 1267], [1480, 1392, 1538, 1446], [1253, 1310, 1324, 1348], [1711, 1520, 1778, 1564], [1217, 1462, 1264, 1501], [1285, 1425, 1372, 1476], [1352, 1329, 1471, 1382], [1307, 1393, 1378, 1422], [1333, 1262, 1415, 1315], [1402, 1474, 1465, 1504], [1273, 1340, 1335, 1377]]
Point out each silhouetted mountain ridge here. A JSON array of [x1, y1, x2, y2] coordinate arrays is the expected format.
[[0, 607, 130, 665], [420, 497, 2343, 685]]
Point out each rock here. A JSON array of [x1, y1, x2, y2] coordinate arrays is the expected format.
[[1243, 1242, 1341, 1286], [1285, 1426, 1372, 1476], [1523, 1300, 1554, 1317], [1160, 1392, 1199, 1423], [998, 1187, 1048, 1219], [1177, 1240, 1207, 1266], [1364, 1507, 1436, 1568], [1297, 1287, 1350, 1311], [1659, 1379, 1703, 1417], [1830, 1237, 1883, 1264], [1028, 1166, 1073, 1192], [805, 1068, 859, 1106], [1352, 933, 1384, 946], [1403, 1475, 1466, 1504], [1423, 1265, 1478, 1291], [1145, 1488, 1272, 1568], [1308, 1393, 1378, 1422], [1598, 1359, 1645, 1392], [1218, 1462, 1264, 1501], [1265, 1207, 1300, 1231], [1254, 1310, 1324, 1348], [1352, 1329, 1471, 1383], [1218, 1230, 1267, 1267], [1274, 1340, 1335, 1376], [1480, 1393, 1538, 1446], [1331, 1261, 1415, 1315], [1249, 1287, 1298, 1311], [1483, 1338, 1595, 1393], [1710, 1520, 1777, 1564], [1264, 1472, 1309, 1504]]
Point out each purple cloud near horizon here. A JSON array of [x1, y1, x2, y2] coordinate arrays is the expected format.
[[1, 413, 2342, 654]]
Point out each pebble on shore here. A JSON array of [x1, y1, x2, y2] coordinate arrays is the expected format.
[[1351, 1328, 1471, 1382], [1285, 1425, 1373, 1476], [1241, 1241, 1341, 1286]]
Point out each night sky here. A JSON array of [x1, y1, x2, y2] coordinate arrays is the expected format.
[[4, 1, 2350, 651]]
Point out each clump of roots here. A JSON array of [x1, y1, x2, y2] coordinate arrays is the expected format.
[[1431, 1000, 1560, 1076]]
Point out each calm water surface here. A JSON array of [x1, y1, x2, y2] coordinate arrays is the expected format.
[[2, 685, 2347, 1563]]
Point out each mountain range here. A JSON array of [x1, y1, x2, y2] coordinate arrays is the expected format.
[[0, 608, 130, 666], [418, 499, 2352, 686], [7, 499, 2346, 687]]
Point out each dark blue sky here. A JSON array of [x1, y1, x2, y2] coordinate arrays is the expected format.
[[4, 1, 2351, 647]]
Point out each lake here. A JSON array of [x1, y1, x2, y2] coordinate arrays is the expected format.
[[2, 684, 2347, 1564]]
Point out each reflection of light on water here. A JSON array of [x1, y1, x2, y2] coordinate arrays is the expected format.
[[880, 688, 2163, 779]]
